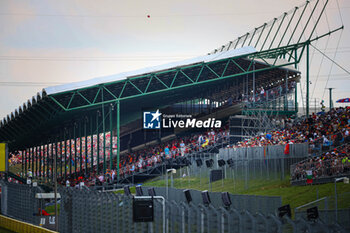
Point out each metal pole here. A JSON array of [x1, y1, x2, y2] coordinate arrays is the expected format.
[[69, 128, 72, 176], [54, 139, 58, 231], [335, 179, 338, 222], [306, 42, 310, 116], [84, 118, 88, 176], [253, 62, 255, 105], [79, 122, 82, 174], [96, 111, 100, 174], [285, 71, 288, 111], [166, 171, 168, 199], [64, 129, 67, 181], [109, 104, 113, 170], [116, 100, 120, 181], [47, 143, 49, 182], [74, 123, 77, 175], [60, 130, 63, 179], [102, 103, 106, 174], [294, 49, 298, 113], [328, 88, 333, 110]]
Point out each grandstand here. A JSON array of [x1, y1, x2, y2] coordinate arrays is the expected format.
[[1, 0, 349, 232]]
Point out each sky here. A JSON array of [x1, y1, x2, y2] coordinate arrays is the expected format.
[[0, 0, 349, 119]]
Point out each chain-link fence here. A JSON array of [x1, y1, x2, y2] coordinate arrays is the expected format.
[[295, 193, 350, 232], [182, 144, 308, 190], [142, 186, 281, 216], [0, 180, 42, 225], [1, 181, 348, 233]]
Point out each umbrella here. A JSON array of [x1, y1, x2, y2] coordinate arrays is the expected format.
[[336, 98, 350, 103]]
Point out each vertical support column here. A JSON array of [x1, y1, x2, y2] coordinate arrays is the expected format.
[[46, 143, 49, 181], [109, 104, 113, 170], [328, 88, 333, 110], [90, 115, 93, 173], [36, 146, 39, 178], [306, 42, 310, 116], [295, 82, 298, 112], [51, 140, 54, 181], [294, 48, 298, 113], [33, 147, 36, 179], [55, 138, 58, 182], [79, 121, 82, 173], [64, 128, 67, 181], [74, 123, 77, 175], [84, 117, 88, 176], [24, 149, 27, 177], [96, 111, 100, 174], [116, 100, 120, 182], [69, 128, 72, 176], [31, 147, 34, 178], [285, 71, 288, 111], [38, 145, 41, 179], [253, 62, 255, 105], [21, 150, 24, 178], [102, 103, 106, 174], [60, 130, 63, 179]]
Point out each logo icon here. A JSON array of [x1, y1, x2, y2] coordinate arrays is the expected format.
[[143, 109, 162, 129]]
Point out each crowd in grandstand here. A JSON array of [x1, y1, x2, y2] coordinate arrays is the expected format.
[[291, 143, 350, 181], [6, 75, 350, 186], [59, 127, 230, 187]]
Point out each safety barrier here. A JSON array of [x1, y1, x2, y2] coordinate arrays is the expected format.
[[0, 215, 57, 233]]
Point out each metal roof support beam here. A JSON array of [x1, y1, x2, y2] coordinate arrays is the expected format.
[[234, 37, 242, 49], [170, 70, 179, 88], [286, 1, 309, 46], [254, 23, 267, 48], [268, 13, 288, 50], [260, 18, 277, 51], [277, 7, 298, 48], [77, 90, 92, 105], [103, 86, 118, 100], [241, 33, 250, 47], [128, 80, 143, 94], [307, 0, 330, 41], [93, 87, 102, 104], [248, 28, 258, 46], [66, 92, 76, 109], [296, 0, 320, 44], [48, 43, 304, 112]]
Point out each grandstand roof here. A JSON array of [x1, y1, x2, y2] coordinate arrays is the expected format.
[[45, 46, 257, 95], [0, 43, 302, 150]]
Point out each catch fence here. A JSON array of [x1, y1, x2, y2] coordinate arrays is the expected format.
[[1, 181, 348, 233]]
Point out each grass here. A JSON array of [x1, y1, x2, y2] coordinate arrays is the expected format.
[[140, 175, 350, 213]]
